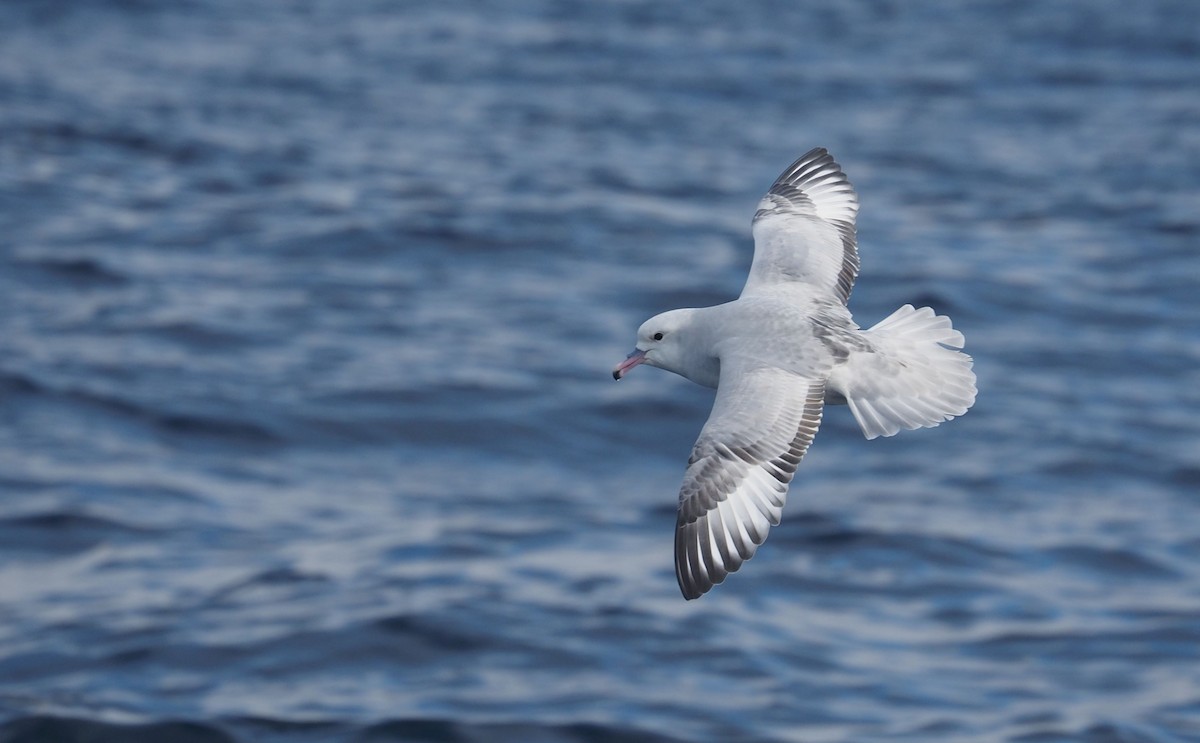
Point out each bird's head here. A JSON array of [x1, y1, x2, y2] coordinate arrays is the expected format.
[[612, 309, 696, 380]]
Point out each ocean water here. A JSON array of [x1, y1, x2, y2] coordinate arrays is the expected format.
[[1, 1, 1199, 741]]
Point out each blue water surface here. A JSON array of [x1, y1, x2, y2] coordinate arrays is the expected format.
[[1, 1, 1199, 741]]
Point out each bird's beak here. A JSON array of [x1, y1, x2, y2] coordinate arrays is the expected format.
[[612, 349, 647, 380]]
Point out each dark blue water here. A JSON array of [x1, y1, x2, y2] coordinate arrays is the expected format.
[[2, 1, 1199, 741]]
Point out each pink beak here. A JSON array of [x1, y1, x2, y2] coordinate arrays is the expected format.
[[612, 349, 647, 380]]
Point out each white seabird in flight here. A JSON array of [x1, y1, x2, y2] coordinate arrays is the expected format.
[[613, 148, 977, 600]]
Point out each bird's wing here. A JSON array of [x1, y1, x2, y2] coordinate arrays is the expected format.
[[675, 362, 826, 599], [743, 147, 860, 304]]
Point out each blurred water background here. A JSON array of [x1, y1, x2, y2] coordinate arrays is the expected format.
[[2, 1, 1199, 741]]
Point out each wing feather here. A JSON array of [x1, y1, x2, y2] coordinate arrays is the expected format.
[[675, 365, 826, 600], [744, 147, 860, 303]]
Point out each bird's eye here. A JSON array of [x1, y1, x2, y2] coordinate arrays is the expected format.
[[653, 332, 664, 341]]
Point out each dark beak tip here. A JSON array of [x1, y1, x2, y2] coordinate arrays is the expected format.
[[612, 369, 621, 381]]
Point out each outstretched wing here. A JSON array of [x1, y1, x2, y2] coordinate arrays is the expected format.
[[675, 363, 826, 600], [743, 147, 860, 304]]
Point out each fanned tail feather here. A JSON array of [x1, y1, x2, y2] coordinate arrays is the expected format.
[[829, 305, 976, 440]]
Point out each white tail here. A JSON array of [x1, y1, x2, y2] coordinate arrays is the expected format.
[[828, 305, 976, 440]]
